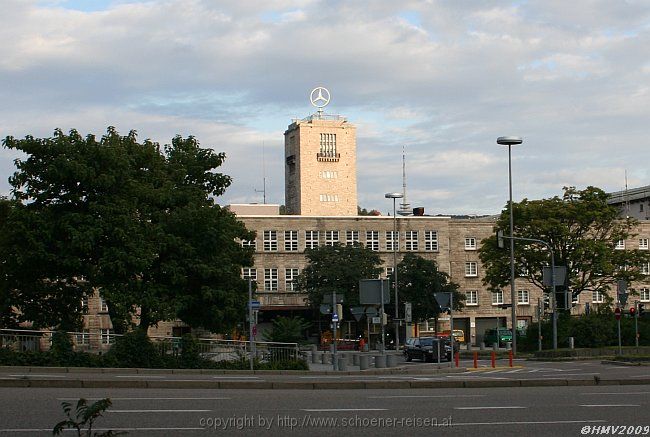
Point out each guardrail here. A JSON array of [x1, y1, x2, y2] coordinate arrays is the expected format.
[[0, 329, 299, 363]]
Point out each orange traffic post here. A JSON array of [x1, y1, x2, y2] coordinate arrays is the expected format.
[[508, 349, 513, 367], [473, 351, 478, 369], [491, 351, 496, 368]]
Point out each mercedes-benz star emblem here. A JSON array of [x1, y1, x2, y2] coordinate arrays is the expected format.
[[310, 87, 331, 109]]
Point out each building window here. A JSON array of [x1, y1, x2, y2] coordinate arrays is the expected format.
[[319, 133, 337, 157], [305, 231, 319, 249], [285, 268, 299, 292], [466, 290, 478, 306], [615, 240, 625, 250], [592, 290, 604, 303], [386, 231, 398, 251], [76, 330, 90, 346], [465, 262, 478, 277], [492, 290, 504, 305], [642, 262, 650, 276], [101, 329, 113, 345], [517, 290, 530, 305], [99, 297, 108, 313], [640, 238, 649, 250], [465, 237, 477, 250], [242, 268, 257, 281], [319, 170, 338, 179], [325, 231, 339, 246], [366, 231, 379, 251], [264, 268, 278, 291], [81, 296, 89, 313], [405, 231, 418, 251], [425, 231, 438, 251], [346, 230, 359, 246], [572, 292, 579, 304], [640, 288, 650, 302], [284, 230, 298, 251], [385, 267, 394, 279], [319, 194, 339, 202], [263, 230, 278, 251], [241, 239, 257, 250]]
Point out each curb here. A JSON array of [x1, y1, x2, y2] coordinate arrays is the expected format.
[[1, 377, 649, 390]]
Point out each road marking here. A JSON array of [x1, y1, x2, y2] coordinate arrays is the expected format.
[[505, 369, 523, 373], [115, 375, 165, 379], [580, 392, 650, 396], [300, 376, 343, 379], [107, 409, 211, 413], [58, 397, 231, 401], [212, 376, 261, 379], [303, 409, 387, 412], [455, 406, 526, 410], [369, 395, 486, 399], [630, 375, 650, 378], [9, 374, 67, 378], [450, 420, 606, 426], [580, 404, 641, 408]]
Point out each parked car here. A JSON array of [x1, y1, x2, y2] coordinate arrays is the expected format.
[[438, 329, 465, 344], [404, 336, 449, 362], [483, 328, 513, 347]]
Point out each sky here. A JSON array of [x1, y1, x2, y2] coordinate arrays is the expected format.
[[1, 0, 649, 216]]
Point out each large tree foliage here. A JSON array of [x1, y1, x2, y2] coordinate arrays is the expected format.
[[1, 127, 253, 332], [297, 243, 383, 307], [479, 186, 650, 301], [396, 253, 463, 322]]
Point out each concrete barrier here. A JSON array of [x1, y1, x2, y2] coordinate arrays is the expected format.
[[386, 354, 397, 368], [359, 355, 369, 370], [337, 357, 347, 371], [374, 355, 387, 368], [352, 354, 360, 366], [480, 342, 485, 351], [312, 351, 322, 364], [321, 352, 330, 365]]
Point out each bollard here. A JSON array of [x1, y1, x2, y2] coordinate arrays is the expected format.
[[338, 356, 347, 371], [359, 355, 369, 370], [473, 351, 478, 369], [387, 354, 397, 368], [321, 352, 330, 365], [506, 342, 512, 351], [493, 343, 499, 351], [374, 354, 387, 369], [311, 344, 318, 354], [353, 354, 360, 366], [508, 349, 513, 367], [569, 337, 575, 349], [491, 351, 496, 368], [467, 344, 473, 352], [480, 342, 485, 351], [312, 351, 322, 364], [454, 351, 459, 367]]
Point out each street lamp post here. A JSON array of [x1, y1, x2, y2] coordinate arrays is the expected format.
[[385, 192, 403, 351], [496, 136, 523, 355]]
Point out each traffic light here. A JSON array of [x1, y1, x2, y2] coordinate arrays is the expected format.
[[496, 230, 505, 249], [543, 294, 550, 311], [639, 303, 645, 317], [630, 306, 636, 318]]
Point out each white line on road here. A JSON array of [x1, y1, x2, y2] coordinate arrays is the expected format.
[[580, 392, 650, 396], [115, 375, 165, 379], [0, 427, 204, 433], [212, 376, 261, 379], [299, 376, 343, 379], [630, 375, 650, 378], [302, 409, 387, 412], [455, 406, 526, 410], [368, 395, 486, 399], [9, 374, 67, 378], [450, 420, 606, 426], [580, 404, 641, 408]]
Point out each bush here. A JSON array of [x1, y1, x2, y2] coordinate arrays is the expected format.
[[103, 330, 162, 368], [179, 334, 202, 368]]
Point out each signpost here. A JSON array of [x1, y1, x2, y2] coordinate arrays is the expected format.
[[615, 307, 622, 355]]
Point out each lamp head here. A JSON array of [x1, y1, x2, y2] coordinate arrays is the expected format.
[[385, 192, 403, 199], [496, 136, 523, 146]]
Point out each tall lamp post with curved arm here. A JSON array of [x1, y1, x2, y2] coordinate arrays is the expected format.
[[496, 136, 523, 355], [385, 192, 403, 350]]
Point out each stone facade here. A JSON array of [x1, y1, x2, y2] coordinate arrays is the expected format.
[[284, 115, 357, 216]]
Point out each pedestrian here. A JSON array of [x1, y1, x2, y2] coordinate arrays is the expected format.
[[359, 337, 365, 352]]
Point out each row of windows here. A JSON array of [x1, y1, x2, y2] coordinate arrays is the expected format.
[[320, 194, 339, 202], [242, 267, 300, 292], [464, 288, 650, 306], [615, 238, 649, 250], [245, 230, 442, 252], [319, 171, 338, 179], [319, 133, 337, 156]]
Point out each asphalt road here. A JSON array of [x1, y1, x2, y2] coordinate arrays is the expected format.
[[1, 385, 648, 436]]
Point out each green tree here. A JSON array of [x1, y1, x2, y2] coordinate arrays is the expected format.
[[2, 127, 253, 332], [263, 316, 311, 344], [297, 243, 383, 307], [479, 186, 650, 301], [396, 253, 463, 322]]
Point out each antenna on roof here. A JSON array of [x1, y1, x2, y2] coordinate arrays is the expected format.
[[254, 141, 267, 204], [398, 145, 411, 216], [624, 170, 629, 218]]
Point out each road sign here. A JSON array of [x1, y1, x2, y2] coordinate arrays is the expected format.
[[332, 313, 339, 322], [614, 307, 622, 320], [404, 302, 412, 323], [249, 300, 261, 310]]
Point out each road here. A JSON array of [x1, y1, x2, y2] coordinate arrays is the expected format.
[[1, 385, 648, 436]]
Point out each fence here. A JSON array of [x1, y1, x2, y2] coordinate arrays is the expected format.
[[0, 329, 299, 364]]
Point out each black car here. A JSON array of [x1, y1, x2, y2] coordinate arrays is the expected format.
[[404, 336, 449, 362]]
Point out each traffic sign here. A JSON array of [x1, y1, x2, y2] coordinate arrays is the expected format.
[[249, 300, 261, 310], [614, 307, 622, 320], [332, 313, 339, 322], [630, 307, 636, 317]]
